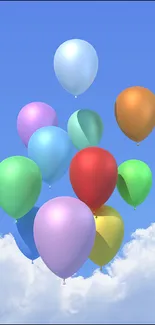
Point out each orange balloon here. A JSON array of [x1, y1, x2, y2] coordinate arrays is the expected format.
[[115, 86, 155, 142]]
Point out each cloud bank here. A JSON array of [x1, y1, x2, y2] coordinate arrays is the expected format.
[[0, 224, 155, 324]]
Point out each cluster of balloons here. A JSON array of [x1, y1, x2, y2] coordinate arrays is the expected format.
[[0, 39, 154, 284]]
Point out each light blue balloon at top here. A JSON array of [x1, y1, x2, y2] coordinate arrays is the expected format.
[[28, 126, 74, 185], [54, 39, 98, 96]]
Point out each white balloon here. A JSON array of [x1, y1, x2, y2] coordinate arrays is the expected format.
[[54, 39, 98, 96]]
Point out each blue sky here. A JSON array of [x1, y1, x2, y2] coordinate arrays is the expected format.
[[0, 0, 155, 280]]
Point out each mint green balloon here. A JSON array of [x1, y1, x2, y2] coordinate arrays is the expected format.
[[67, 109, 103, 150], [0, 156, 42, 219], [117, 160, 152, 208]]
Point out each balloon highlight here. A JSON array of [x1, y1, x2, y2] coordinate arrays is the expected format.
[[89, 205, 124, 267], [28, 126, 74, 185], [17, 102, 58, 147], [115, 86, 155, 143], [67, 109, 103, 150], [0, 156, 42, 219], [54, 39, 98, 96], [34, 196, 96, 279], [69, 147, 118, 210], [117, 160, 152, 208]]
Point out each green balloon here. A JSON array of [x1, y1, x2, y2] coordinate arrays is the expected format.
[[67, 109, 103, 150], [117, 159, 152, 208], [0, 156, 42, 219]]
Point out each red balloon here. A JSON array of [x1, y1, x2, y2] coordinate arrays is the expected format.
[[69, 147, 118, 211]]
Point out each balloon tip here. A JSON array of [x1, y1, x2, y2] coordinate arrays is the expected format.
[[75, 96, 77, 99], [136, 143, 140, 146], [134, 207, 136, 211], [49, 185, 51, 189], [63, 279, 66, 285], [31, 260, 34, 265], [100, 266, 102, 272]]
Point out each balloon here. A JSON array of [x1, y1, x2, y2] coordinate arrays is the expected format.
[[17, 102, 58, 147], [89, 205, 124, 268], [54, 39, 98, 96], [117, 159, 152, 208], [0, 156, 42, 219], [13, 207, 39, 261], [115, 86, 155, 143], [28, 126, 74, 185], [69, 147, 118, 211], [34, 196, 96, 279], [67, 109, 103, 150]]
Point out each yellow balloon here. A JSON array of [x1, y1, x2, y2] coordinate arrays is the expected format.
[[89, 205, 124, 268]]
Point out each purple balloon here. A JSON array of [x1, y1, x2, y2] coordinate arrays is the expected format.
[[17, 102, 58, 147], [33, 196, 96, 279]]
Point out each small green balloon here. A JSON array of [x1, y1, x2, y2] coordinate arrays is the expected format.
[[117, 159, 152, 208], [0, 156, 42, 219], [67, 109, 103, 150]]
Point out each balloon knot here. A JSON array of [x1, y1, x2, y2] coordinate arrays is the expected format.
[[31, 260, 34, 265], [49, 185, 51, 189], [100, 266, 102, 272], [134, 207, 136, 211], [63, 279, 66, 285], [136, 143, 140, 146], [75, 96, 77, 99]]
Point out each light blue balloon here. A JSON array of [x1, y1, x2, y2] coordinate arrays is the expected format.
[[54, 39, 98, 96], [28, 126, 74, 185]]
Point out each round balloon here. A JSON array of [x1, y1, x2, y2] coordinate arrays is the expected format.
[[69, 147, 118, 211], [13, 207, 39, 261], [117, 159, 152, 208], [54, 39, 98, 96], [28, 126, 74, 185], [115, 86, 155, 143], [34, 197, 96, 279], [67, 109, 103, 150], [17, 102, 58, 147], [0, 156, 42, 219], [89, 205, 124, 267]]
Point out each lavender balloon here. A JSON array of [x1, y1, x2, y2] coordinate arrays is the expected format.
[[34, 197, 96, 279], [17, 102, 58, 147]]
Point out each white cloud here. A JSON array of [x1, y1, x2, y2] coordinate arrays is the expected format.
[[1, 225, 155, 324]]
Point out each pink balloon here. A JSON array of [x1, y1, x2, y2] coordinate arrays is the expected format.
[[17, 102, 58, 147], [33, 196, 96, 279]]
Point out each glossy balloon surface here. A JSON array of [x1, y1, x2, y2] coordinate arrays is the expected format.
[[14, 207, 39, 260], [89, 205, 124, 267], [69, 147, 118, 210], [0, 156, 42, 219], [28, 126, 74, 185], [54, 39, 98, 96], [67, 109, 103, 150], [17, 102, 58, 146], [34, 196, 96, 279], [117, 159, 152, 208], [115, 86, 155, 142]]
